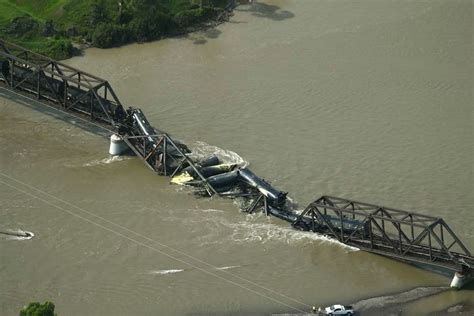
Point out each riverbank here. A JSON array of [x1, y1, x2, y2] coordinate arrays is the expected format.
[[0, 0, 235, 60]]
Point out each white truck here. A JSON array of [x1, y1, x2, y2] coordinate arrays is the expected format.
[[323, 304, 354, 315]]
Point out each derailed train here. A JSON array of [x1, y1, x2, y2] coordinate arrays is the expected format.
[[3, 42, 474, 288], [0, 59, 370, 238], [124, 104, 369, 237]]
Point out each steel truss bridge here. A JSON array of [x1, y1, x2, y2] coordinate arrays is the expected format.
[[1, 39, 472, 286], [293, 196, 473, 274]]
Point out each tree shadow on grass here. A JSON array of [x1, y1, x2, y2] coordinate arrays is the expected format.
[[236, 2, 295, 21]]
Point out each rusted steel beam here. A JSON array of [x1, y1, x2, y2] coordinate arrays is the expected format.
[[313, 207, 341, 239], [439, 219, 472, 256], [321, 195, 440, 220], [12, 66, 39, 90], [0, 39, 107, 83], [169, 158, 187, 178], [0, 52, 98, 89], [65, 90, 92, 110], [301, 196, 473, 272], [308, 203, 431, 228], [246, 194, 263, 213], [164, 135, 219, 196], [0, 50, 106, 92]]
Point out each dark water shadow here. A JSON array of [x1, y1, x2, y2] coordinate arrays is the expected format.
[[0, 86, 112, 138], [464, 280, 474, 290], [227, 20, 248, 24], [184, 27, 223, 45], [237, 2, 295, 21], [71, 45, 84, 57]]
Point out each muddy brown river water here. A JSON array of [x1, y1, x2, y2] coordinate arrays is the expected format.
[[1, 0, 473, 315]]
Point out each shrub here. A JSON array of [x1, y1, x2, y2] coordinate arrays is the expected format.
[[173, 7, 216, 28], [42, 20, 57, 37], [129, 11, 172, 42], [92, 23, 134, 48], [89, 1, 108, 26], [42, 39, 74, 60], [19, 301, 56, 316], [5, 16, 39, 37]]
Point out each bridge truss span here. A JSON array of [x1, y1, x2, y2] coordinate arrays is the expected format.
[[0, 39, 126, 127], [293, 196, 473, 274]]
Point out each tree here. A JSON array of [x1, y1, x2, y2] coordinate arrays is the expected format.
[[20, 301, 56, 316], [129, 11, 172, 42], [92, 23, 134, 48], [43, 39, 73, 60], [89, 0, 108, 26]]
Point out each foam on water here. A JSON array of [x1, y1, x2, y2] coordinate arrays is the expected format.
[[352, 286, 448, 311], [149, 269, 185, 275], [215, 265, 241, 270], [200, 209, 225, 213], [226, 220, 359, 251], [190, 141, 248, 167], [185, 210, 358, 251], [1, 229, 35, 240], [83, 155, 131, 167]]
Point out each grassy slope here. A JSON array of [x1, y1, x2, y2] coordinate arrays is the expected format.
[[0, 0, 221, 58], [1, 0, 206, 26], [0, 0, 96, 31], [0, 0, 73, 58], [0, 0, 71, 25]]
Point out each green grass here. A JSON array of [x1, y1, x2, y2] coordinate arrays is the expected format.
[[6, 0, 69, 18], [0, 0, 86, 27], [0, 1, 33, 24], [0, 0, 74, 59], [0, 0, 228, 59]]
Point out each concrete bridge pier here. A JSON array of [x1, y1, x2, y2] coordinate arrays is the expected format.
[[450, 270, 473, 289], [109, 134, 128, 155]]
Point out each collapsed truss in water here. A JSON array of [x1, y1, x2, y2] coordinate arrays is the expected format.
[[1, 38, 472, 287]]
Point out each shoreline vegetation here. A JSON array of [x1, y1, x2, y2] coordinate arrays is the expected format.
[[0, 0, 237, 60]]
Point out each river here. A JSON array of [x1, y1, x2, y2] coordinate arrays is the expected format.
[[0, 0, 472, 315]]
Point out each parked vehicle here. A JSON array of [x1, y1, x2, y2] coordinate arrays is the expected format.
[[323, 304, 354, 315]]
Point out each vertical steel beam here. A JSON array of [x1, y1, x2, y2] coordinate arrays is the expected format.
[[90, 93, 94, 120], [9, 59, 13, 88], [264, 196, 268, 216], [36, 70, 40, 99], [428, 231, 432, 261], [369, 218, 373, 249], [163, 137, 167, 176], [398, 224, 403, 254], [440, 224, 444, 244], [63, 81, 67, 108], [339, 207, 344, 240], [247, 194, 263, 213]]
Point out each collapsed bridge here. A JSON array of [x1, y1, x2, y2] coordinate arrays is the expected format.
[[0, 39, 472, 288]]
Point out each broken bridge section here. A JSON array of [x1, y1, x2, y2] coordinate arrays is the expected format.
[[1, 39, 473, 288]]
